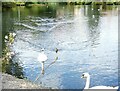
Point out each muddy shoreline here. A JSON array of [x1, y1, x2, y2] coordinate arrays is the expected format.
[[1, 72, 48, 89]]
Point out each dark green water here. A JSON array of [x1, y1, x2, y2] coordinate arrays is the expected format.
[[2, 4, 118, 89]]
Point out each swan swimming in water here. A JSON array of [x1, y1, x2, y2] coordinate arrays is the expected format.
[[37, 48, 47, 74], [81, 73, 119, 90], [37, 48, 47, 63]]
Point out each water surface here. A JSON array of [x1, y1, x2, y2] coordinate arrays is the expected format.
[[2, 4, 118, 89]]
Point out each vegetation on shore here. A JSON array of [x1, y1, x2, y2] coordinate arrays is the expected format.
[[2, 1, 120, 8], [2, 33, 24, 79]]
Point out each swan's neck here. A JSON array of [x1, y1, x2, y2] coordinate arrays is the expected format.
[[84, 76, 90, 89]]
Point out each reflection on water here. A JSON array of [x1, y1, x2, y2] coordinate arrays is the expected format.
[[2, 4, 118, 89]]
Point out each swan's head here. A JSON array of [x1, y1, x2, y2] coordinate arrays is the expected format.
[[81, 73, 90, 79], [41, 48, 44, 51], [55, 48, 58, 53]]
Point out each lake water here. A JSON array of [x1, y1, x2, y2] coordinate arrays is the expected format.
[[2, 4, 119, 89]]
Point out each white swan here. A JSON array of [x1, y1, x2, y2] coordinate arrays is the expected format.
[[37, 48, 47, 62], [81, 73, 119, 90], [37, 48, 47, 74]]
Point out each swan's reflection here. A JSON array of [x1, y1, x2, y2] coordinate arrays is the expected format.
[[41, 61, 45, 75]]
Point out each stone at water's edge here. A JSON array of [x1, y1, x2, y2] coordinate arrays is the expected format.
[[1, 72, 47, 89]]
